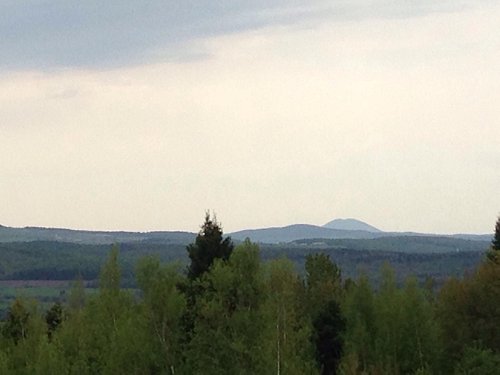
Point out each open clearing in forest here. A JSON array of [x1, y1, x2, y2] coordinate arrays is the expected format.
[[0, 280, 97, 317]]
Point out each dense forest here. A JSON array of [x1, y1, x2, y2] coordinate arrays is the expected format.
[[0, 214, 499, 374], [0, 237, 487, 285]]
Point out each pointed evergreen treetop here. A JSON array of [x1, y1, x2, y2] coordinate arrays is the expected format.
[[492, 216, 500, 251], [187, 212, 234, 280], [486, 216, 500, 263]]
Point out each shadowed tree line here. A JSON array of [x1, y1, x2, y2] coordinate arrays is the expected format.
[[0, 214, 499, 374]]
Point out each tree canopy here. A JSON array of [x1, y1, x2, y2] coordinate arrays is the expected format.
[[0, 215, 498, 374]]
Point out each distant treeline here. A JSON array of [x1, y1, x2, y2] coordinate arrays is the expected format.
[[0, 236, 488, 286], [0, 214, 499, 374]]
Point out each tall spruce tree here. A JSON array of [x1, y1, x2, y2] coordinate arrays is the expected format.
[[305, 253, 344, 374], [186, 212, 234, 280], [487, 216, 500, 263], [492, 216, 500, 251]]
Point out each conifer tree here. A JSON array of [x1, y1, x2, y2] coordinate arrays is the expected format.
[[487, 216, 500, 263], [305, 253, 344, 374], [493, 216, 500, 251], [186, 212, 234, 280]]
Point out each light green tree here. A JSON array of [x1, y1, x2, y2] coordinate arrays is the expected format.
[[264, 258, 317, 375], [187, 240, 272, 374], [340, 275, 376, 373], [136, 256, 186, 374]]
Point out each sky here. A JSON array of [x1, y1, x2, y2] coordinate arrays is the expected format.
[[1, 1, 499, 234]]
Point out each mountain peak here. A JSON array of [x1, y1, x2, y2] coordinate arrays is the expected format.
[[323, 218, 381, 233]]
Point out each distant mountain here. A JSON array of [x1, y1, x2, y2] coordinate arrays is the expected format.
[[323, 218, 381, 232], [229, 223, 492, 244], [229, 224, 381, 243]]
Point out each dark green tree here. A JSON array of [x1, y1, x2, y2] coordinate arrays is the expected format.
[[312, 300, 345, 375], [487, 216, 500, 263], [305, 253, 342, 315], [186, 212, 234, 280], [493, 216, 500, 250], [45, 302, 64, 339], [305, 253, 344, 374]]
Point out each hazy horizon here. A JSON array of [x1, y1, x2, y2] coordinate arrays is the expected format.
[[1, 1, 499, 234], [0, 216, 495, 236]]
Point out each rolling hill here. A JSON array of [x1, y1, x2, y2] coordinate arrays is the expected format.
[[0, 225, 195, 245], [0, 221, 491, 245], [229, 224, 381, 243]]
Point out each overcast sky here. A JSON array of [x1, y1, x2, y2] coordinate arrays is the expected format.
[[1, 1, 499, 234]]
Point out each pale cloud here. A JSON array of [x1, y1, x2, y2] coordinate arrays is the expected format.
[[0, 3, 499, 233], [0, 0, 485, 71]]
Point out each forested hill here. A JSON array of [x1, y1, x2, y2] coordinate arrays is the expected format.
[[290, 236, 490, 254], [0, 222, 491, 288], [0, 225, 195, 244], [228, 223, 492, 243], [0, 239, 488, 286], [0, 223, 491, 244], [1, 228, 498, 374], [229, 224, 381, 242]]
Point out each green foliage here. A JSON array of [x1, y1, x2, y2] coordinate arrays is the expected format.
[[0, 234, 486, 302], [341, 266, 440, 374], [67, 277, 85, 312], [135, 256, 186, 373], [101, 309, 154, 375], [396, 278, 440, 373], [305, 253, 342, 314], [305, 253, 344, 374], [264, 258, 317, 374], [32, 338, 69, 375], [187, 240, 272, 374], [0, 351, 9, 374], [341, 275, 376, 372], [437, 260, 500, 372], [312, 300, 345, 375], [261, 244, 484, 288], [2, 299, 30, 344], [45, 302, 64, 338], [454, 346, 500, 375], [99, 244, 121, 294], [0, 216, 498, 374]]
